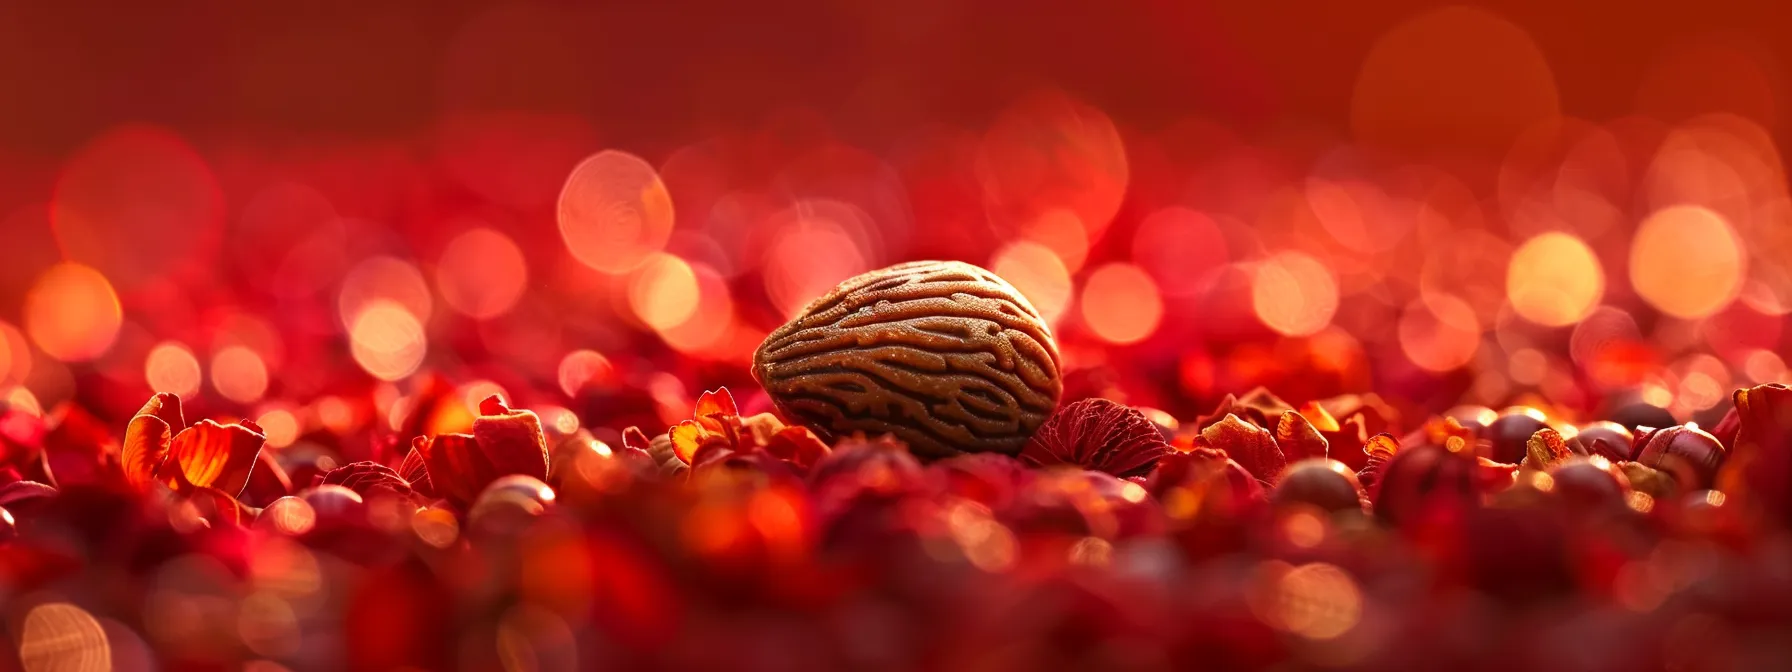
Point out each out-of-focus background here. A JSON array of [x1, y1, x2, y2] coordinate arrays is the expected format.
[[0, 0, 1788, 433]]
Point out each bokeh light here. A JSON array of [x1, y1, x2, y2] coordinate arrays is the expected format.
[[24, 263, 122, 362], [1080, 263, 1163, 345], [436, 227, 528, 320], [557, 150, 676, 274], [557, 349, 616, 397], [1131, 207, 1230, 297], [761, 212, 870, 319], [1400, 294, 1482, 372], [990, 240, 1072, 325], [338, 256, 433, 332], [1506, 232, 1603, 327], [145, 341, 203, 398], [627, 254, 700, 331], [50, 124, 223, 289], [18, 602, 111, 671], [349, 300, 428, 381], [1252, 252, 1339, 337], [211, 346, 270, 404], [1631, 206, 1745, 319]]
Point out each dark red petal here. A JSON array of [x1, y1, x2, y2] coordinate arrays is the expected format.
[[1022, 398, 1172, 478]]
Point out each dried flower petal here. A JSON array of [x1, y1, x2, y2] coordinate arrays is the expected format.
[[1274, 411, 1329, 462], [240, 451, 293, 507], [417, 398, 551, 507], [416, 434, 486, 506], [1522, 428, 1570, 471], [763, 426, 830, 471], [1356, 432, 1401, 489], [692, 387, 739, 434], [1235, 387, 1294, 426], [1200, 414, 1285, 484], [399, 448, 431, 492], [1022, 399, 1172, 478], [167, 419, 267, 497], [122, 394, 181, 490], [0, 480, 55, 510], [320, 461, 415, 498]]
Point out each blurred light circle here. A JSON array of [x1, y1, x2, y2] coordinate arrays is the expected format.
[[50, 124, 223, 289], [337, 256, 433, 331], [977, 89, 1129, 244], [145, 341, 202, 398], [1251, 252, 1339, 337], [1307, 179, 1409, 254], [557, 150, 676, 274], [1351, 6, 1560, 156], [211, 346, 269, 404], [1630, 206, 1745, 319], [1744, 350, 1786, 384], [627, 253, 700, 331], [990, 240, 1072, 325], [256, 407, 300, 448], [1019, 209, 1090, 272], [349, 300, 428, 381], [19, 602, 110, 671], [557, 349, 615, 397], [657, 262, 737, 356], [1506, 232, 1603, 327], [1080, 263, 1163, 345], [437, 227, 528, 319], [1131, 206, 1230, 296], [762, 214, 869, 319], [1399, 294, 1481, 372], [24, 263, 122, 362]]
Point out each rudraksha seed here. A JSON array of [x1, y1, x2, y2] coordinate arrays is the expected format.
[[753, 260, 1063, 459]]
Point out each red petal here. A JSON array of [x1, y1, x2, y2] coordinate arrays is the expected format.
[[622, 427, 652, 453], [763, 426, 830, 471], [0, 480, 56, 510], [122, 397, 180, 490], [1274, 411, 1329, 462], [167, 420, 267, 496], [417, 434, 486, 506], [1200, 414, 1285, 484], [183, 485, 254, 528], [320, 461, 414, 499], [1021, 398, 1171, 478], [42, 405, 120, 488], [240, 451, 293, 507], [472, 405, 549, 483], [398, 448, 434, 497], [693, 387, 739, 435]]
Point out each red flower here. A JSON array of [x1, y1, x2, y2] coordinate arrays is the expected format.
[[414, 396, 548, 507], [120, 393, 266, 498]]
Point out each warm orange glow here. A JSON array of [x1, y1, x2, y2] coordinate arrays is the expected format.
[[50, 124, 223, 290], [761, 213, 869, 320], [1399, 294, 1481, 372], [348, 300, 428, 381], [657, 262, 737, 356], [1506, 232, 1603, 327], [1252, 562, 1363, 640], [1080, 263, 1163, 345], [557, 150, 675, 274], [256, 407, 300, 448], [1252, 252, 1338, 337], [436, 227, 528, 319], [211, 346, 270, 404], [337, 256, 433, 331], [1630, 206, 1744, 319], [627, 253, 700, 331], [1019, 209, 1090, 272], [989, 240, 1072, 325], [977, 89, 1129, 245], [1351, 6, 1560, 156], [18, 602, 110, 671], [0, 321, 30, 385], [24, 263, 122, 362], [1131, 207, 1230, 297], [145, 341, 202, 398], [557, 349, 615, 397]]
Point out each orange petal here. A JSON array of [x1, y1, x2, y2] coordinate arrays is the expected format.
[[122, 412, 175, 491], [1363, 433, 1400, 459], [670, 421, 708, 465], [184, 485, 255, 528], [167, 420, 266, 496], [1275, 411, 1329, 462], [693, 387, 739, 435], [1200, 413, 1285, 483], [741, 412, 787, 448], [622, 426, 653, 453]]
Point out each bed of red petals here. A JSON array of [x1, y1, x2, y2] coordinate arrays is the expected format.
[[4, 379, 1792, 670]]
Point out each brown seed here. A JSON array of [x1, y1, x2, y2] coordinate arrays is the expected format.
[[753, 260, 1063, 459]]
